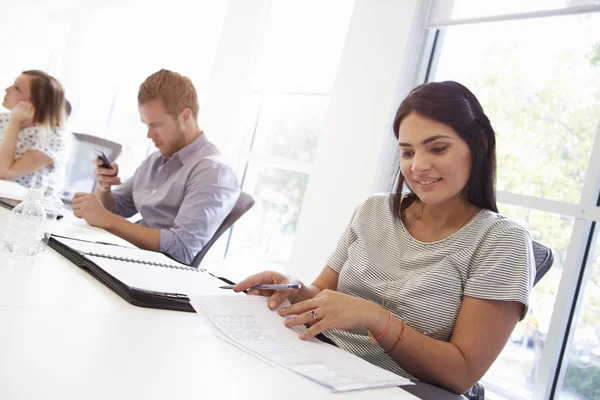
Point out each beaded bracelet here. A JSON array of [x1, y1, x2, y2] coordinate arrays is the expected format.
[[385, 320, 405, 355]]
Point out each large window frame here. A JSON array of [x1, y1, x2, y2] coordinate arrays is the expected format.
[[21, 0, 363, 272], [224, 90, 326, 260], [420, 6, 600, 399], [42, 1, 224, 181]]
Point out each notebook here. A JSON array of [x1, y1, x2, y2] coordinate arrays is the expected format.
[[0, 179, 27, 201], [49, 235, 238, 312]]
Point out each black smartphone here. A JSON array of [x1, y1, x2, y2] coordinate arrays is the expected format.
[[93, 149, 113, 169]]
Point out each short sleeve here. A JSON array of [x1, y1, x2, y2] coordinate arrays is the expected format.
[[0, 112, 10, 139], [327, 208, 359, 273], [466, 227, 536, 320], [28, 127, 63, 161]]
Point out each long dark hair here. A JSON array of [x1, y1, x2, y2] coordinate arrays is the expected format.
[[390, 81, 498, 219], [22, 70, 66, 128]]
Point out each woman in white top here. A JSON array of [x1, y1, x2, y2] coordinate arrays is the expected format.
[[0, 70, 70, 198], [235, 81, 535, 394]]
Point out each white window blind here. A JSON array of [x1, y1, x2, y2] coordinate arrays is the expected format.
[[428, 0, 600, 27]]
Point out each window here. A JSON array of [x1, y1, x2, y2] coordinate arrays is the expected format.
[[428, 10, 600, 400], [559, 234, 600, 399], [0, 9, 68, 104], [487, 204, 574, 399], [429, 0, 600, 23], [64, 0, 228, 178], [432, 14, 600, 204], [224, 0, 355, 271]]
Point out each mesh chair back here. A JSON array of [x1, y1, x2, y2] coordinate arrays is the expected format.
[[532, 240, 554, 286], [465, 240, 554, 400], [190, 191, 255, 268]]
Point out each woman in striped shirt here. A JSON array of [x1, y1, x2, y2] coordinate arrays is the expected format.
[[235, 81, 535, 395]]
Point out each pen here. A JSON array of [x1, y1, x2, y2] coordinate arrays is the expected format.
[[219, 284, 302, 290]]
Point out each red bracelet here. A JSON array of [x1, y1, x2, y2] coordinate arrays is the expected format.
[[385, 320, 405, 354], [373, 311, 393, 340]]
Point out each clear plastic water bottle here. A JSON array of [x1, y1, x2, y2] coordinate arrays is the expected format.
[[2, 188, 47, 259]]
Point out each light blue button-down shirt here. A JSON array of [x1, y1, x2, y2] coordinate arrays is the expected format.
[[111, 133, 240, 264]]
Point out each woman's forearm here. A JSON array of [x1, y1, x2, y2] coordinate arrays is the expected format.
[[291, 284, 325, 304], [363, 297, 522, 394], [368, 310, 474, 394], [291, 267, 340, 304], [0, 120, 20, 175]]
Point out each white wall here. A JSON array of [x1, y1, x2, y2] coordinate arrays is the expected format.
[[286, 0, 429, 280], [1, 0, 429, 282], [0, 3, 66, 100], [201, 0, 269, 163]]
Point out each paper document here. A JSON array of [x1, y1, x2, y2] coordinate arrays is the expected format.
[[190, 295, 413, 393]]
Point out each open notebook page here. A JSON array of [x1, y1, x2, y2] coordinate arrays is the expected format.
[[54, 236, 237, 297], [84, 256, 236, 296], [54, 236, 187, 269]]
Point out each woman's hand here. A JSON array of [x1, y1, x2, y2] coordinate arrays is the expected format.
[[11, 101, 35, 127], [234, 271, 303, 310], [278, 289, 386, 340]]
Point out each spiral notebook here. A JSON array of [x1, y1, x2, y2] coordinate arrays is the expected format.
[[49, 235, 238, 312]]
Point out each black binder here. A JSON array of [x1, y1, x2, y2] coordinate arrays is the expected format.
[[49, 235, 237, 313]]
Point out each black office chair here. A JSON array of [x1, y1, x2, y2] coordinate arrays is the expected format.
[[62, 133, 122, 203], [190, 191, 255, 268], [463, 240, 554, 400], [532, 241, 554, 286]]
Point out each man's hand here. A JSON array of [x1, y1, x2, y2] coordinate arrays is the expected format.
[[72, 192, 115, 228], [94, 158, 121, 192]]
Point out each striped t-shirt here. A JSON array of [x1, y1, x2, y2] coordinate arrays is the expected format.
[[323, 194, 535, 378]]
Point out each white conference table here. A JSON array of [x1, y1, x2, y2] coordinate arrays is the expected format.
[[0, 206, 463, 400]]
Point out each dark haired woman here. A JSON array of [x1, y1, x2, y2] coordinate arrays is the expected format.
[[234, 81, 535, 394], [0, 70, 71, 198]]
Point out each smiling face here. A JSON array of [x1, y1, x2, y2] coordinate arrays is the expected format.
[[398, 112, 472, 206], [139, 99, 186, 157], [3, 74, 32, 110]]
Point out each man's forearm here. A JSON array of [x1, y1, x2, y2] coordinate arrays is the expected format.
[[94, 188, 116, 213], [105, 214, 161, 252]]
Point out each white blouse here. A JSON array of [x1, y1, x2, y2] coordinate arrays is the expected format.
[[0, 112, 71, 199]]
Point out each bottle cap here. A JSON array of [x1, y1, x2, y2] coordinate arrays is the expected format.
[[26, 188, 44, 200]]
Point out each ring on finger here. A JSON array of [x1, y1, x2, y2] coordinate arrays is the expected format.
[[310, 309, 317, 321]]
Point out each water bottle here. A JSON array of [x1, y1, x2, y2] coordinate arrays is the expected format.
[[2, 188, 47, 259]]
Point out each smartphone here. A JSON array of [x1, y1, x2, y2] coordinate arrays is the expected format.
[[93, 149, 113, 169]]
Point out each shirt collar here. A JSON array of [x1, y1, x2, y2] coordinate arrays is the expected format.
[[161, 133, 208, 165]]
